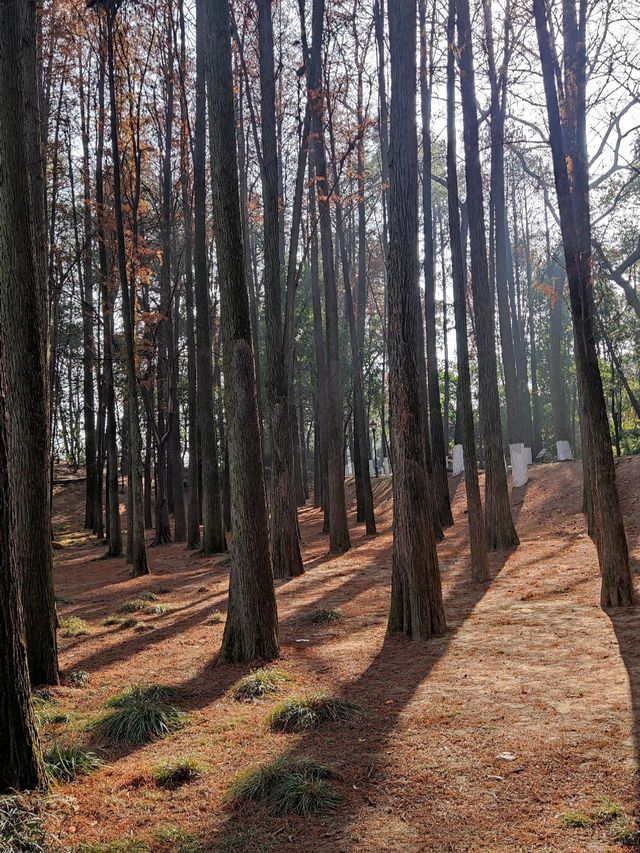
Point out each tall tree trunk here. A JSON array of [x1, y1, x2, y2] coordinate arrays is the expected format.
[[179, 0, 201, 551], [420, 0, 453, 528], [0, 333, 45, 791], [523, 193, 542, 458], [457, 0, 519, 550], [307, 0, 350, 554], [205, 0, 279, 662], [257, 0, 304, 578], [446, 0, 489, 581], [549, 268, 573, 459], [534, 0, 633, 607], [105, 7, 148, 576], [387, 0, 446, 640], [0, 0, 59, 685], [193, 0, 226, 554], [95, 35, 122, 557], [79, 60, 98, 532]]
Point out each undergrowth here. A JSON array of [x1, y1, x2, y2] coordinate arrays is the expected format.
[[231, 668, 291, 702], [152, 758, 204, 789], [266, 695, 362, 731], [44, 743, 102, 783], [90, 685, 185, 745]]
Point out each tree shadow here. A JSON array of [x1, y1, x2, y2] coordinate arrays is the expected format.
[[188, 541, 515, 851]]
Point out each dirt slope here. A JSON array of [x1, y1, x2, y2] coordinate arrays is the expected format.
[[45, 457, 640, 852]]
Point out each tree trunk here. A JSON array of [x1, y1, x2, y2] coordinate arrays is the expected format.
[[0, 333, 45, 791], [549, 267, 573, 459], [0, 0, 59, 685], [257, 0, 304, 578], [419, 0, 453, 528], [205, 0, 279, 662], [387, 0, 446, 640], [446, 0, 489, 581], [105, 8, 148, 576], [533, 0, 633, 607], [457, 0, 519, 550], [307, 0, 350, 554], [193, 0, 226, 555]]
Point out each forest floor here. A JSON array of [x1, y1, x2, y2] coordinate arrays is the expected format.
[[44, 457, 640, 853]]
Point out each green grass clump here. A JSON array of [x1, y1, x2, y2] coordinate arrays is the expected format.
[[153, 825, 198, 849], [266, 695, 362, 732], [0, 795, 48, 853], [207, 610, 225, 625], [610, 815, 639, 844], [304, 608, 342, 624], [231, 668, 291, 702], [227, 756, 342, 816], [561, 809, 592, 828], [595, 797, 625, 822], [59, 616, 90, 637], [66, 670, 90, 688], [74, 842, 149, 853], [44, 743, 102, 783], [116, 599, 149, 614], [139, 592, 159, 602], [101, 616, 121, 627], [152, 757, 204, 789], [91, 685, 185, 745]]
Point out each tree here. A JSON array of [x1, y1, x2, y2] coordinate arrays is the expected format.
[[533, 0, 634, 607], [193, 0, 226, 555], [0, 0, 59, 685], [257, 0, 304, 578], [446, 0, 489, 582], [456, 0, 519, 550], [419, 0, 453, 528], [307, 0, 351, 554], [386, 0, 446, 640], [205, 0, 279, 662]]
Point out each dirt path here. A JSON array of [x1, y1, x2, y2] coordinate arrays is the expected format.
[[47, 458, 640, 852]]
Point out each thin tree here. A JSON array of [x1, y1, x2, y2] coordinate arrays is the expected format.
[[456, 0, 519, 550], [386, 0, 446, 640], [205, 0, 279, 662], [257, 0, 304, 578], [419, 0, 453, 528], [193, 0, 226, 555], [446, 0, 488, 581], [533, 0, 634, 607]]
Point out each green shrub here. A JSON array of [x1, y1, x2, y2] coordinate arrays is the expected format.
[[227, 756, 342, 816], [44, 743, 102, 783], [91, 685, 185, 745], [231, 668, 291, 702], [0, 795, 48, 853], [152, 758, 204, 789], [266, 695, 362, 732], [59, 616, 90, 637]]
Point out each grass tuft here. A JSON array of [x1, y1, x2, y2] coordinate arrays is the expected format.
[[151, 757, 204, 789], [595, 797, 625, 823], [139, 592, 159, 602], [303, 608, 342, 624], [207, 610, 225, 625], [59, 616, 90, 637], [116, 599, 149, 614], [561, 809, 593, 828], [44, 742, 102, 783], [266, 695, 362, 732], [0, 795, 48, 852], [231, 668, 291, 702], [610, 815, 639, 844], [74, 842, 150, 853], [91, 685, 185, 745], [66, 670, 90, 688], [227, 756, 342, 816]]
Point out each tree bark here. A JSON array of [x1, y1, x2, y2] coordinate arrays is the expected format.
[[0, 0, 59, 684]]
